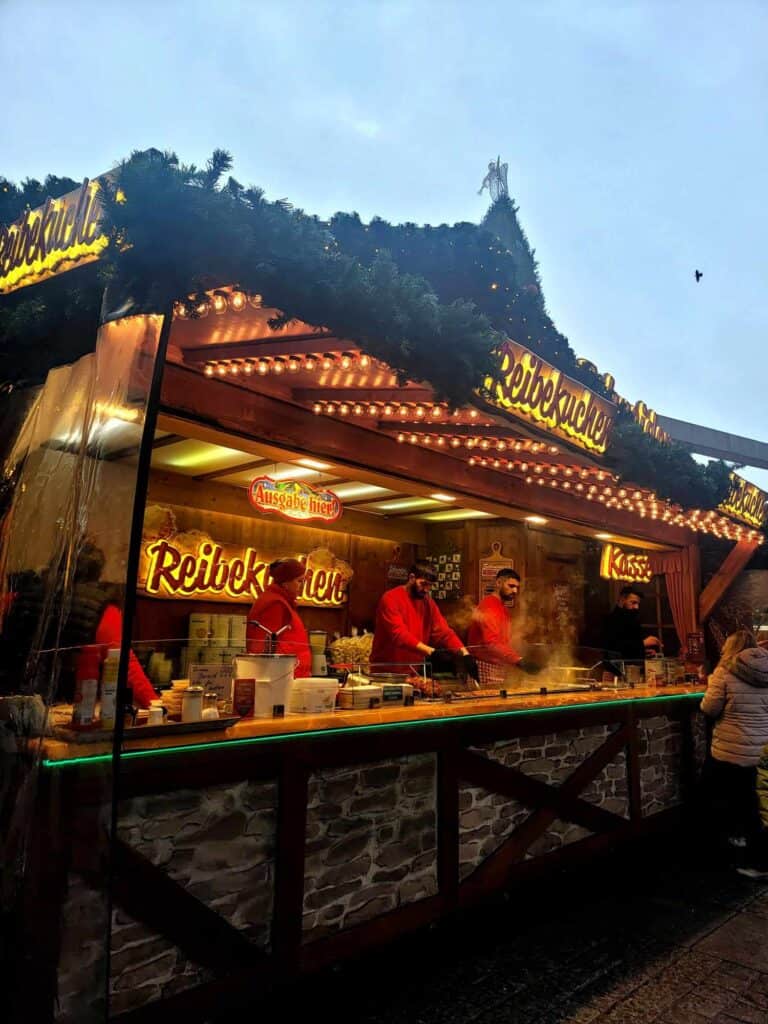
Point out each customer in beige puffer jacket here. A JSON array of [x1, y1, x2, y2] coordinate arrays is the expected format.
[[701, 639, 768, 765], [700, 632, 768, 871]]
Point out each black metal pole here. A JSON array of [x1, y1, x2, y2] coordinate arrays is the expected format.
[[104, 306, 174, 1021]]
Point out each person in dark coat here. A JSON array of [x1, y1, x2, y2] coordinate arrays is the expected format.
[[602, 585, 660, 664]]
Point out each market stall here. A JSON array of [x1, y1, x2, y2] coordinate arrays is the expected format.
[[1, 160, 766, 1024]]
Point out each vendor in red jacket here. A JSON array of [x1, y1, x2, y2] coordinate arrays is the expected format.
[[467, 568, 540, 687], [371, 561, 478, 681], [246, 558, 311, 677]]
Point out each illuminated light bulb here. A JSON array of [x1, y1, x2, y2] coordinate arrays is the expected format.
[[550, 480, 558, 488], [368, 403, 379, 416], [633, 491, 642, 500], [563, 481, 571, 490], [549, 466, 557, 475], [228, 362, 240, 375], [469, 457, 477, 466], [534, 465, 543, 475], [321, 354, 335, 371], [423, 435, 432, 445], [480, 439, 490, 450], [383, 404, 394, 417], [436, 437, 445, 446], [586, 493, 593, 501], [339, 403, 350, 416], [431, 406, 442, 419], [514, 442, 523, 452], [248, 293, 263, 308], [496, 441, 507, 452], [204, 364, 214, 377], [480, 458, 488, 467], [216, 363, 227, 377], [604, 487, 613, 496], [450, 438, 461, 448], [304, 356, 316, 371], [618, 489, 627, 498], [271, 358, 286, 375], [415, 406, 425, 419], [174, 301, 190, 319], [257, 359, 270, 375], [575, 483, 584, 492], [537, 478, 545, 486], [287, 356, 301, 373], [399, 405, 409, 418], [212, 291, 228, 314], [466, 439, 476, 449], [531, 443, 540, 453], [353, 403, 364, 416], [525, 476, 533, 484], [598, 472, 606, 481], [469, 409, 479, 419], [564, 468, 573, 476], [326, 403, 337, 414], [549, 446, 558, 454], [229, 289, 247, 312], [580, 469, 589, 479], [397, 433, 405, 443], [359, 353, 371, 369], [194, 300, 210, 318], [243, 360, 254, 376], [340, 352, 354, 370], [520, 462, 528, 472], [452, 409, 460, 418], [408, 433, 417, 444], [493, 459, 501, 468], [313, 403, 323, 414]]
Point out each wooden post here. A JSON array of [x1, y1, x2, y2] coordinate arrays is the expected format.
[[699, 539, 759, 623]]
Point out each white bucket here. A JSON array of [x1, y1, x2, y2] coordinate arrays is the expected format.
[[233, 654, 297, 716]]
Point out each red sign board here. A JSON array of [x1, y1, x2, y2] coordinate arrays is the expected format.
[[248, 476, 342, 523]]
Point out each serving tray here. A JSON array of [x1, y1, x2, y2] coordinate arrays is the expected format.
[[124, 716, 240, 739]]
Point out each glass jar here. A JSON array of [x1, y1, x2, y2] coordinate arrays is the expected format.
[[181, 685, 204, 723], [201, 692, 220, 721]]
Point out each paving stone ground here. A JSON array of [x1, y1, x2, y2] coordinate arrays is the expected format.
[[235, 831, 768, 1024]]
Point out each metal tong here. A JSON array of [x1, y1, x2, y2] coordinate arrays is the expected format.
[[248, 619, 290, 654]]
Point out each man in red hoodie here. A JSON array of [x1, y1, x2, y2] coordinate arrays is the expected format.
[[371, 561, 478, 682], [246, 558, 311, 677], [467, 568, 540, 688]]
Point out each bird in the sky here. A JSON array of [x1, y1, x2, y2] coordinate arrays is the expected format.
[[695, 270, 703, 282]]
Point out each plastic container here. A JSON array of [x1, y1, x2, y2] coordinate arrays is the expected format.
[[233, 653, 297, 717], [100, 647, 120, 729], [337, 685, 383, 710], [289, 678, 340, 714]]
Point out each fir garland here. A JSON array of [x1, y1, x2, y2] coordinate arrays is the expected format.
[[0, 149, 735, 512]]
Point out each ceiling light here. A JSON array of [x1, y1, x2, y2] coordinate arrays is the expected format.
[[525, 515, 548, 525], [430, 493, 456, 502], [595, 532, 613, 540], [420, 509, 495, 522], [296, 458, 332, 471]]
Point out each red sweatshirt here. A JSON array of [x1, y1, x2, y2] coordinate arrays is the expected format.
[[94, 604, 158, 709], [370, 585, 463, 667], [466, 594, 521, 666], [246, 583, 311, 678]]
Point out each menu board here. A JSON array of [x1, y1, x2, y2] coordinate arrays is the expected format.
[[478, 542, 516, 598]]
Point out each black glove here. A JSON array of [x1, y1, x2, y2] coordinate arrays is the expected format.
[[517, 657, 542, 675], [461, 654, 479, 681]]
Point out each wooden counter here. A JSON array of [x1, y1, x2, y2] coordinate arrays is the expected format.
[[41, 683, 704, 765]]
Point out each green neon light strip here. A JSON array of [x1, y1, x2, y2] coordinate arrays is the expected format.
[[42, 691, 704, 770]]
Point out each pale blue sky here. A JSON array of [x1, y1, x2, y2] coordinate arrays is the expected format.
[[2, 1, 766, 485]]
